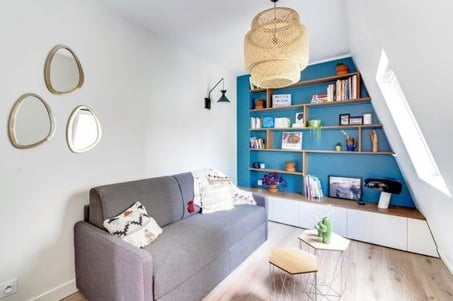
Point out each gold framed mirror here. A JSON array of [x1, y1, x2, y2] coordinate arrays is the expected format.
[[67, 105, 102, 153], [8, 93, 56, 149], [44, 44, 85, 95]]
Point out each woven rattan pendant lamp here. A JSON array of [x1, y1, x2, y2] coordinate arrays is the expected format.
[[244, 0, 308, 89]]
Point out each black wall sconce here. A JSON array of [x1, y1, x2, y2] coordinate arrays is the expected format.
[[204, 78, 230, 109]]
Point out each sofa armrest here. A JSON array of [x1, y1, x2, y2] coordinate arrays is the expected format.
[[253, 193, 267, 209], [74, 221, 153, 301]]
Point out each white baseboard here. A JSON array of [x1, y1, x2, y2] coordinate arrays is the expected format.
[[438, 249, 453, 276], [30, 279, 77, 301]]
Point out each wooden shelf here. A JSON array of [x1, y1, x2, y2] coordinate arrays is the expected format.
[[249, 97, 371, 113], [249, 148, 393, 155], [243, 187, 425, 220], [249, 124, 383, 131], [250, 148, 304, 153], [250, 72, 362, 93], [249, 168, 304, 176]]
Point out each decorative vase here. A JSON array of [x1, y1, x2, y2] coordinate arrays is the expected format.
[[285, 161, 296, 172], [315, 217, 332, 244], [346, 138, 355, 151], [268, 184, 278, 193]]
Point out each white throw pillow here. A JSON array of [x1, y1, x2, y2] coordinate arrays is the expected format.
[[199, 182, 234, 214], [103, 201, 163, 248]]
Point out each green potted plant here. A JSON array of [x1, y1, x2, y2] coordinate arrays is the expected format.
[[308, 119, 322, 141]]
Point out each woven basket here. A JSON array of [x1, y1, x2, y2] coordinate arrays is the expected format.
[[244, 7, 308, 89]]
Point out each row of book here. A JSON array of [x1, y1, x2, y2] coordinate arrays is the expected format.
[[304, 175, 324, 199], [331, 75, 359, 101], [250, 137, 265, 149]]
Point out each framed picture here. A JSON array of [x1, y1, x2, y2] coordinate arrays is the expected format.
[[282, 132, 302, 150], [295, 112, 304, 127], [349, 116, 363, 125], [328, 175, 362, 201], [339, 113, 350, 126]]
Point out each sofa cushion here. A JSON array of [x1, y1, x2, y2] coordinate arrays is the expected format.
[[89, 176, 184, 229], [145, 205, 267, 299], [144, 204, 266, 299]]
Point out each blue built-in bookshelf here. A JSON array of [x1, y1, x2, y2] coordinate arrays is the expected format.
[[237, 57, 415, 208]]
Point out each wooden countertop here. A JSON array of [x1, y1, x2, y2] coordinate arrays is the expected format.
[[243, 187, 425, 220]]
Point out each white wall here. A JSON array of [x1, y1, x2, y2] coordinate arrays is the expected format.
[[0, 1, 236, 300], [345, 0, 453, 271]]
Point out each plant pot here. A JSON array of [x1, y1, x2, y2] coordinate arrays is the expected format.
[[346, 138, 355, 151], [285, 161, 296, 172], [255, 99, 265, 109], [268, 184, 278, 193], [336, 64, 349, 75], [335, 145, 342, 151]]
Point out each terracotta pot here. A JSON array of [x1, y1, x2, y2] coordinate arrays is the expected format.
[[268, 184, 278, 193], [285, 161, 296, 172], [336, 64, 349, 75], [255, 99, 265, 109]]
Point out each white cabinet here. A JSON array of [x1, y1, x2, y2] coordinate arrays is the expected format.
[[407, 218, 438, 257], [268, 196, 300, 227], [299, 202, 347, 236], [346, 209, 407, 251]]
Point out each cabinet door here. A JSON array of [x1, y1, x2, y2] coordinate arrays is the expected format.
[[407, 218, 438, 257], [347, 209, 407, 250], [268, 197, 300, 227], [299, 202, 347, 236]]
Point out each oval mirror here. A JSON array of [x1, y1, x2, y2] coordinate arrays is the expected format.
[[8, 93, 56, 149], [67, 105, 102, 153], [44, 44, 84, 95]]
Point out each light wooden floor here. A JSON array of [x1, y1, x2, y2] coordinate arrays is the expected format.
[[63, 222, 453, 301]]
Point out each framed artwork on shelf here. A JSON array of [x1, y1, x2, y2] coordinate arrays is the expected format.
[[328, 175, 362, 201], [349, 116, 363, 125], [339, 113, 350, 126], [282, 132, 302, 150], [294, 112, 304, 127]]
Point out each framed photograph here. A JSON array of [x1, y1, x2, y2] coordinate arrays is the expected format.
[[339, 113, 350, 126], [295, 112, 304, 127], [349, 116, 363, 125], [328, 175, 362, 201], [282, 132, 302, 150]]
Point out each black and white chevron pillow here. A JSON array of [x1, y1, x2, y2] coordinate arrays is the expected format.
[[103, 201, 150, 237]]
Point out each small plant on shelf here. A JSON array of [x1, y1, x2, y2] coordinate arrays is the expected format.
[[308, 119, 322, 142], [262, 172, 287, 193], [341, 130, 356, 151]]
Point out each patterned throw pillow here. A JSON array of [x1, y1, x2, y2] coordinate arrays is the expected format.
[[199, 182, 234, 214], [103, 201, 162, 248]]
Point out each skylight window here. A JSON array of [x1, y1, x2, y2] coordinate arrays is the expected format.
[[375, 50, 451, 197]]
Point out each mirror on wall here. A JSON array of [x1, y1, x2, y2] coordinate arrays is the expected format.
[[67, 105, 102, 153], [8, 93, 56, 149], [44, 44, 84, 95]]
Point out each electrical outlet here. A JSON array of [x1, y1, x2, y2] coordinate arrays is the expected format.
[[0, 279, 17, 298]]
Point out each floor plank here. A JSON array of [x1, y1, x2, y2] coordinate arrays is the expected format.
[[62, 222, 453, 301]]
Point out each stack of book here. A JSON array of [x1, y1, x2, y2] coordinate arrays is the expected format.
[[334, 75, 358, 101], [304, 175, 324, 199], [250, 137, 265, 149]]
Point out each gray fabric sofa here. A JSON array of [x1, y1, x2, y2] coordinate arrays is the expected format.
[[74, 172, 267, 301]]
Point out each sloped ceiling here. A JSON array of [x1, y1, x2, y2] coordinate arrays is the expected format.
[[97, 0, 351, 74], [344, 0, 453, 272]]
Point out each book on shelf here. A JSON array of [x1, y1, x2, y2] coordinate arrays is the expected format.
[[250, 117, 262, 129], [304, 175, 324, 199], [250, 137, 265, 149], [333, 75, 359, 101]]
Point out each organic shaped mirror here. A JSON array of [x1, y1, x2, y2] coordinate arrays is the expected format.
[[8, 93, 56, 149], [67, 105, 102, 153], [44, 44, 84, 95]]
